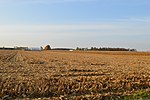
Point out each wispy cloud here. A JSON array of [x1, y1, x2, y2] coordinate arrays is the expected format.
[[0, 23, 120, 33], [0, 22, 150, 35], [115, 17, 150, 22]]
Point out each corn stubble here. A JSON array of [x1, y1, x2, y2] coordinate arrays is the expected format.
[[0, 50, 150, 99]]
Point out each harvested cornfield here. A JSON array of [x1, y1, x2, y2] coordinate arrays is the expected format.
[[0, 50, 150, 99]]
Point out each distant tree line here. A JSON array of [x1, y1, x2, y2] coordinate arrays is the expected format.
[[0, 47, 28, 50], [0, 45, 137, 52], [76, 47, 137, 51]]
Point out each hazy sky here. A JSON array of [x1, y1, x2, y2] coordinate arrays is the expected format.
[[0, 0, 150, 51]]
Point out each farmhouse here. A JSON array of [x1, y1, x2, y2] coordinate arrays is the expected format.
[[15, 47, 29, 50], [28, 47, 43, 51]]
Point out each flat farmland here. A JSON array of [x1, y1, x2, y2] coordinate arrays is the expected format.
[[0, 50, 150, 99]]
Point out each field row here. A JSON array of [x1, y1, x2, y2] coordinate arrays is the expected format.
[[0, 50, 150, 99]]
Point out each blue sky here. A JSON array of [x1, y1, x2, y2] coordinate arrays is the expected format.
[[0, 0, 150, 51]]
